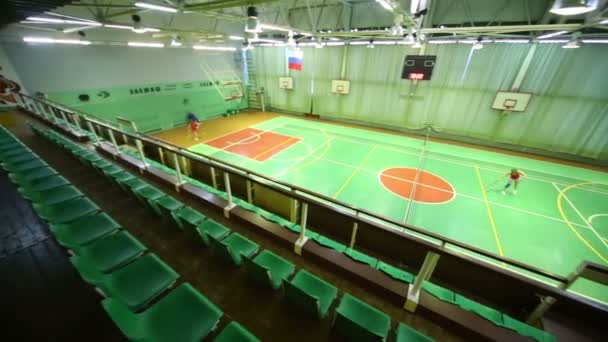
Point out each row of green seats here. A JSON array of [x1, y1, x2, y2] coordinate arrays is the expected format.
[[28, 124, 258, 342], [73, 135, 435, 341], [115, 138, 558, 341]]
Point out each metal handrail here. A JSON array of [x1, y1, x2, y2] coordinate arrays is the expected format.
[[18, 92, 574, 284]]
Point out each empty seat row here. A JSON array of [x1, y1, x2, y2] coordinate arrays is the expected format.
[[34, 124, 434, 342], [3, 125, 258, 342]]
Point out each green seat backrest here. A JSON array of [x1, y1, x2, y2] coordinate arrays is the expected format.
[[396, 323, 435, 342], [244, 257, 272, 287], [209, 235, 239, 265], [284, 281, 321, 318], [334, 293, 390, 342]]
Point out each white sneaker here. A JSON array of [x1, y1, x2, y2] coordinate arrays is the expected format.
[[501, 190, 506, 195]]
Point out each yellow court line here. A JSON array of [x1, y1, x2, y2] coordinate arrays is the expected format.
[[253, 137, 298, 160], [475, 166, 505, 257], [278, 130, 333, 177], [332, 146, 377, 199], [557, 182, 608, 264]]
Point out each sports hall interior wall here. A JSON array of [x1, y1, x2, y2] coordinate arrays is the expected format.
[[252, 44, 608, 162], [0, 43, 247, 132]]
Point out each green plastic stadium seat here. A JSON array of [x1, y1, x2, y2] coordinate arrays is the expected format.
[[79, 152, 103, 165], [18, 175, 70, 193], [71, 230, 147, 273], [2, 152, 38, 164], [91, 158, 113, 171], [3, 158, 47, 173], [50, 212, 122, 248], [133, 186, 166, 210], [285, 270, 338, 319], [26, 185, 83, 206], [174, 207, 206, 232], [396, 323, 435, 342], [0, 147, 30, 160], [210, 233, 259, 266], [150, 196, 184, 221], [8, 166, 57, 184], [102, 164, 125, 176], [195, 219, 230, 246], [33, 197, 99, 224], [214, 322, 260, 342], [72, 253, 179, 311], [102, 283, 223, 342], [245, 250, 295, 290], [0, 142, 22, 152], [122, 178, 149, 197], [333, 293, 391, 342], [110, 171, 136, 189]]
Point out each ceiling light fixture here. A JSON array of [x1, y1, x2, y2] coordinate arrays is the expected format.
[[128, 41, 165, 48], [537, 30, 569, 39], [229, 35, 244, 40], [245, 6, 261, 33], [134, 2, 178, 13], [375, 0, 395, 11], [550, 0, 598, 16], [23, 37, 91, 45], [26, 16, 101, 26], [367, 40, 375, 48], [193, 45, 237, 51], [581, 39, 608, 43], [562, 37, 580, 48]]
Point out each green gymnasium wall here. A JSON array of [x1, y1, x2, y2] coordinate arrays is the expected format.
[[48, 80, 247, 133], [252, 44, 608, 161]]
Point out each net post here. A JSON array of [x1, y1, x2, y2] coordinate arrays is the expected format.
[[404, 251, 440, 312], [223, 172, 236, 217], [294, 202, 309, 256], [172, 152, 186, 191]]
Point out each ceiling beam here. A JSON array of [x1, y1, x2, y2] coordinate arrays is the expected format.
[[185, 0, 279, 11]]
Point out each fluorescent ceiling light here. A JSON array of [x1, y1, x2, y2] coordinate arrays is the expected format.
[[550, 0, 597, 16], [325, 41, 345, 46], [562, 38, 580, 48], [104, 24, 159, 33], [375, 0, 395, 11], [26, 16, 101, 26], [170, 39, 182, 47], [349, 41, 369, 45], [537, 30, 568, 39], [600, 19, 608, 24], [134, 2, 178, 13], [128, 42, 164, 48], [495, 39, 530, 43], [537, 39, 569, 43], [229, 35, 244, 40], [193, 45, 237, 51], [23, 37, 91, 45], [259, 24, 291, 32], [104, 24, 132, 30], [581, 39, 608, 43], [256, 38, 283, 43], [373, 40, 398, 45], [428, 40, 457, 44]]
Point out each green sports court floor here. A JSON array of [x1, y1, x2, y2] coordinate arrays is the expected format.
[[187, 116, 608, 304]]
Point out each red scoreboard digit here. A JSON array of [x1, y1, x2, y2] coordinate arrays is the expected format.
[[408, 72, 425, 80]]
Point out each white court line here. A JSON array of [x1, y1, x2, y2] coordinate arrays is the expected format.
[[589, 214, 608, 224], [552, 182, 608, 250], [226, 134, 261, 146], [277, 125, 608, 195]]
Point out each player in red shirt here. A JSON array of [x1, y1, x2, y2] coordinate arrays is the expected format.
[[502, 168, 525, 195], [190, 119, 200, 141]]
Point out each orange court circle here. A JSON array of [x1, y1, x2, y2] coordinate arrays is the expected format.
[[379, 167, 455, 204]]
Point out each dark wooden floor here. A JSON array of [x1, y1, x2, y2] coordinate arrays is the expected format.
[[0, 169, 125, 341], [1, 114, 469, 342]]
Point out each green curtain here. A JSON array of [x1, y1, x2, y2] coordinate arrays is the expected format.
[[252, 44, 608, 160]]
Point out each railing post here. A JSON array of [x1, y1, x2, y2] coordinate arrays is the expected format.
[[349, 222, 359, 249], [72, 113, 83, 131], [246, 180, 254, 203], [525, 266, 582, 324], [223, 172, 236, 217], [289, 198, 299, 222], [210, 167, 218, 188], [158, 147, 165, 165], [294, 202, 309, 256], [86, 120, 99, 144], [172, 152, 186, 191], [404, 251, 441, 312], [135, 139, 148, 172], [59, 109, 69, 125], [107, 128, 120, 157]]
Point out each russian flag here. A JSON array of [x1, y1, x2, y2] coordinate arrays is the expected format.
[[288, 48, 303, 71]]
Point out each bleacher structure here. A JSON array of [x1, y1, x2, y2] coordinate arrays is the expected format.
[[6, 92, 608, 341]]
